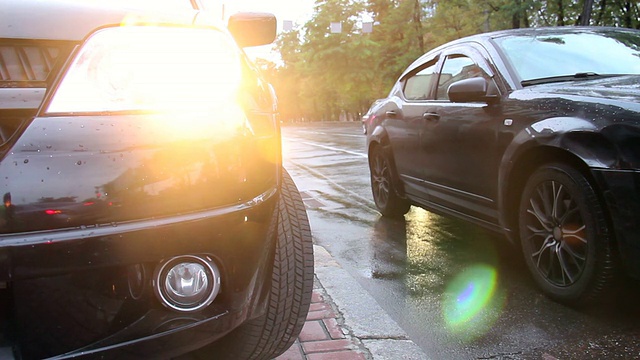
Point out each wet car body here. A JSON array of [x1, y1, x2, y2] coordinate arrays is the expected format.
[[1, 1, 313, 359], [500, 76, 640, 279], [363, 26, 640, 304]]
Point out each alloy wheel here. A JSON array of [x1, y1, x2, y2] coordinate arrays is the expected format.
[[371, 150, 391, 209], [521, 179, 588, 287]]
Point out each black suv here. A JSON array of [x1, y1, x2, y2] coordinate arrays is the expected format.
[[0, 1, 313, 359]]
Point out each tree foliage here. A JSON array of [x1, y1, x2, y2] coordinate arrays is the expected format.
[[262, 0, 640, 122]]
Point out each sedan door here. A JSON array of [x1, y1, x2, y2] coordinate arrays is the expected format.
[[417, 46, 505, 225], [386, 57, 440, 200]]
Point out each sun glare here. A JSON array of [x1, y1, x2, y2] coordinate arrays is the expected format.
[[49, 25, 243, 114]]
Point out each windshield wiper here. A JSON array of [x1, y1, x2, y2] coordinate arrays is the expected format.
[[521, 72, 621, 87]]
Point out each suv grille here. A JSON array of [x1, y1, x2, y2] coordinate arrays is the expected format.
[[0, 41, 71, 88], [0, 41, 73, 144]]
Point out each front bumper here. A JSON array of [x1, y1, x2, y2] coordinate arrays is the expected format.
[[592, 168, 640, 279], [0, 188, 278, 359]]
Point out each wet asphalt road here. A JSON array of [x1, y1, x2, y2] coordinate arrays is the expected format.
[[281, 121, 640, 360]]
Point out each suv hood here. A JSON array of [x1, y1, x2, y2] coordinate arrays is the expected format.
[[1, 0, 197, 41], [0, 1, 280, 236]]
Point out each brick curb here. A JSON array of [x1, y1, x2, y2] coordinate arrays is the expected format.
[[275, 277, 371, 360]]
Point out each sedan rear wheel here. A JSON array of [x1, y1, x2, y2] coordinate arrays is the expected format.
[[519, 163, 616, 305], [369, 145, 410, 218]]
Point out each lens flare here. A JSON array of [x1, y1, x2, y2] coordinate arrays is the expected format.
[[443, 264, 501, 337]]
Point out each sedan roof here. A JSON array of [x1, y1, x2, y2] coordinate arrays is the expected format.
[[400, 26, 637, 80]]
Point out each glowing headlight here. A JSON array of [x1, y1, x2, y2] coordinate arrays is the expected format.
[[48, 25, 242, 113], [153, 255, 221, 312]]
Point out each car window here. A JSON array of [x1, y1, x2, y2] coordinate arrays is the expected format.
[[436, 55, 487, 100], [403, 62, 437, 101]]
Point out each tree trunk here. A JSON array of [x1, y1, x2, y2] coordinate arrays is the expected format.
[[623, 1, 632, 28], [512, 0, 524, 28], [580, 0, 594, 25], [413, 0, 424, 54], [595, 0, 607, 25], [557, 0, 565, 26]]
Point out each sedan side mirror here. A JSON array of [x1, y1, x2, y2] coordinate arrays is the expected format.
[[448, 77, 497, 103], [228, 12, 277, 48]]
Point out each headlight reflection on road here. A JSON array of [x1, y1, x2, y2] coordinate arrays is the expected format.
[[443, 263, 504, 339]]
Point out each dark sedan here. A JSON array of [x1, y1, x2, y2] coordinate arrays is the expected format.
[[363, 26, 640, 305], [0, 1, 313, 359]]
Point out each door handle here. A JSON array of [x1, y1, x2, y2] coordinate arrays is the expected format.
[[385, 110, 397, 117], [423, 112, 440, 121]]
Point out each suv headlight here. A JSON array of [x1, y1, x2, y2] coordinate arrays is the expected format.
[[47, 25, 242, 114]]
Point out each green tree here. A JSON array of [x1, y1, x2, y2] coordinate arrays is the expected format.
[[268, 0, 640, 122], [300, 0, 371, 121], [367, 0, 427, 94], [271, 29, 306, 122]]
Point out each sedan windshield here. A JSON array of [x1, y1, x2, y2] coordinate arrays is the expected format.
[[494, 29, 640, 86]]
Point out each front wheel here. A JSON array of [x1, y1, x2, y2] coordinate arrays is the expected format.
[[195, 169, 314, 359], [369, 145, 410, 218], [518, 163, 616, 305]]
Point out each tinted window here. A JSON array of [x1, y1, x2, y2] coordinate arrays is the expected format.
[[403, 63, 437, 100], [436, 55, 485, 100]]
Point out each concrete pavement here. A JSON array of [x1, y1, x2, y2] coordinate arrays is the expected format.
[[275, 245, 429, 360]]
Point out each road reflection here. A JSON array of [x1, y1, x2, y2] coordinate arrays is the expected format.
[[371, 207, 508, 342], [284, 123, 640, 358]]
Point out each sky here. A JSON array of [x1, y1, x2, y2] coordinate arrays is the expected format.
[[99, 0, 318, 60]]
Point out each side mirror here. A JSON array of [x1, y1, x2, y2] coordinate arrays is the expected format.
[[227, 12, 277, 48], [448, 77, 496, 103]]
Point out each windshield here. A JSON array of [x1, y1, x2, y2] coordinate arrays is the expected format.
[[494, 29, 640, 84]]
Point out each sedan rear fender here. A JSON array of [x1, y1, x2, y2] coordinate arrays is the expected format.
[[367, 124, 389, 150], [365, 97, 403, 149], [367, 125, 390, 170], [498, 116, 623, 239]]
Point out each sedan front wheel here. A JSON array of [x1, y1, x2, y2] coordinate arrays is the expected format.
[[518, 163, 616, 305]]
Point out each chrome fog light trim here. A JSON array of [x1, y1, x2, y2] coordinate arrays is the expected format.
[[153, 255, 221, 312], [127, 263, 147, 300]]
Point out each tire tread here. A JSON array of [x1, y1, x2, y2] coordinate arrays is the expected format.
[[195, 169, 313, 359]]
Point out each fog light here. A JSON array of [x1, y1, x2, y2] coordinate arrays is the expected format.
[[154, 255, 220, 312]]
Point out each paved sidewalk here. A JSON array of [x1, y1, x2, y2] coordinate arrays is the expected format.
[[275, 245, 429, 360], [275, 279, 369, 360]]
